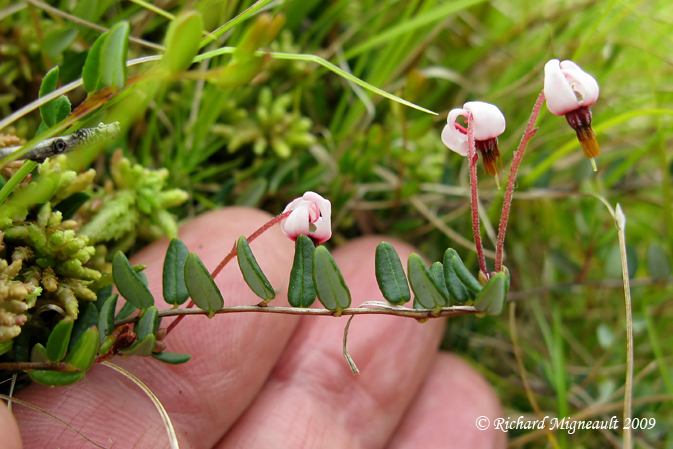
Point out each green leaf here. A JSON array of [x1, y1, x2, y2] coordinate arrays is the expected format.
[[288, 235, 317, 307], [65, 327, 99, 372], [237, 236, 275, 302], [82, 31, 107, 92], [135, 306, 159, 341], [162, 11, 203, 74], [100, 21, 130, 89], [120, 334, 155, 357], [443, 249, 470, 303], [98, 294, 118, 342], [29, 370, 85, 387], [151, 351, 191, 364], [113, 251, 154, 310], [54, 96, 72, 124], [163, 238, 190, 306], [43, 27, 79, 58], [69, 301, 99, 351], [473, 272, 506, 316], [451, 254, 483, 293], [648, 243, 670, 280], [115, 300, 138, 320], [184, 253, 224, 317], [31, 343, 48, 362], [407, 254, 445, 309], [54, 192, 90, 220], [375, 242, 411, 305], [93, 285, 114, 310], [46, 316, 74, 362], [39, 67, 60, 127], [312, 246, 351, 315], [430, 262, 450, 306]]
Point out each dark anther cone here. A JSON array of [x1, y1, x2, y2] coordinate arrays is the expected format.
[[565, 106, 600, 159], [475, 137, 503, 176]]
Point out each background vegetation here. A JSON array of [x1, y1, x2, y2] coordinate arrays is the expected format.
[[1, 0, 672, 446]]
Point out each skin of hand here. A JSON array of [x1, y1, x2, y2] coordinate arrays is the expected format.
[[0, 207, 505, 448]]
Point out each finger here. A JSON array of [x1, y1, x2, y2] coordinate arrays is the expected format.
[[388, 352, 505, 448], [0, 402, 23, 449], [218, 236, 446, 448], [16, 207, 299, 448]]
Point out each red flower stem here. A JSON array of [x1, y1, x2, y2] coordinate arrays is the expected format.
[[466, 112, 488, 276], [494, 91, 545, 273], [165, 210, 294, 336]]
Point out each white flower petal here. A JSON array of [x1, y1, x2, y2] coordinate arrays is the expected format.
[[544, 59, 582, 116], [559, 60, 599, 107], [303, 191, 332, 242], [441, 108, 468, 156], [464, 101, 506, 140], [280, 192, 332, 243], [281, 202, 311, 239]]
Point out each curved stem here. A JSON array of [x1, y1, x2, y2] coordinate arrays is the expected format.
[[466, 112, 488, 275], [495, 92, 545, 273]]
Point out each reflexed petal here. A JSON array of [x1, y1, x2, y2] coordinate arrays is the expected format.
[[281, 203, 310, 239], [559, 60, 599, 107], [441, 108, 468, 156], [544, 59, 584, 115], [464, 102, 506, 140]]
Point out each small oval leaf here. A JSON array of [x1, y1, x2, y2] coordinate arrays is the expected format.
[[429, 262, 450, 306], [82, 31, 107, 92], [237, 236, 275, 301], [135, 306, 159, 341], [162, 11, 203, 74], [474, 272, 506, 316], [288, 235, 317, 307], [100, 21, 130, 89], [65, 327, 99, 372], [69, 301, 99, 351], [184, 253, 224, 317], [312, 246, 351, 315], [98, 294, 118, 342], [39, 67, 60, 127], [451, 254, 483, 293], [113, 251, 154, 310], [407, 254, 445, 309], [163, 239, 190, 306], [115, 300, 138, 321], [120, 334, 155, 357], [375, 242, 411, 305], [46, 316, 74, 362], [443, 249, 470, 303], [29, 370, 85, 387], [151, 351, 191, 365], [31, 343, 48, 363]]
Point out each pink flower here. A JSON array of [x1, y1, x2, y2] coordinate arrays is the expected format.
[[442, 101, 506, 176], [544, 59, 600, 160], [280, 192, 332, 243]]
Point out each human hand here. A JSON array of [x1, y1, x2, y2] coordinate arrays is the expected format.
[[1, 208, 505, 448]]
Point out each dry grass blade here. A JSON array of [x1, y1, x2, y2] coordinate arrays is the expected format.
[[0, 393, 108, 449], [101, 362, 179, 449]]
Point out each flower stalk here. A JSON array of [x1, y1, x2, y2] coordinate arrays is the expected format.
[[466, 112, 489, 276]]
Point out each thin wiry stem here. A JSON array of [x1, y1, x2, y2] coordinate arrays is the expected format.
[[164, 210, 294, 336], [466, 112, 488, 275], [494, 91, 545, 273]]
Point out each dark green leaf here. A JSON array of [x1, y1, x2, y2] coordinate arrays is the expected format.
[[135, 306, 159, 341], [443, 249, 470, 303], [407, 254, 445, 309], [29, 370, 85, 387], [430, 262, 450, 306], [43, 27, 79, 58], [100, 21, 130, 89], [113, 251, 154, 310], [184, 253, 224, 317], [503, 266, 511, 297], [115, 300, 138, 321], [237, 236, 275, 301], [151, 351, 192, 364], [54, 94, 71, 123], [69, 301, 99, 351], [98, 294, 118, 342], [121, 334, 155, 357], [451, 254, 483, 293], [288, 235, 316, 307], [39, 67, 60, 127], [375, 242, 411, 305], [54, 192, 90, 220], [82, 31, 107, 92], [35, 121, 49, 137], [94, 285, 114, 311], [46, 315, 74, 362], [163, 238, 190, 306], [65, 327, 99, 372], [648, 243, 670, 280], [30, 343, 48, 362], [312, 246, 351, 314], [474, 272, 506, 316], [162, 11, 203, 74]]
